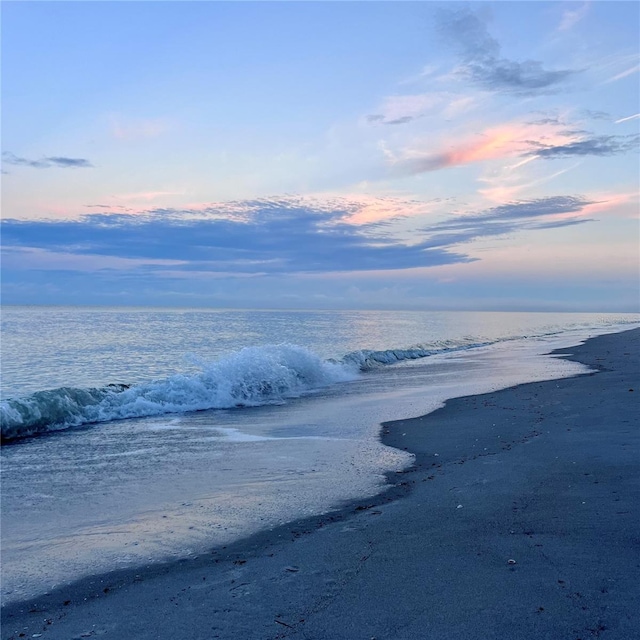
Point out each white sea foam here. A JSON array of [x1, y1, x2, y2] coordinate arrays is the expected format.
[[0, 344, 357, 441], [341, 339, 490, 370], [2, 340, 497, 441], [3, 317, 639, 441]]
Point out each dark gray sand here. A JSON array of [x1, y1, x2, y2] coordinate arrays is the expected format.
[[2, 329, 638, 640]]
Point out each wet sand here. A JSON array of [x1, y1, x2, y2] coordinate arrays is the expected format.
[[2, 328, 638, 640]]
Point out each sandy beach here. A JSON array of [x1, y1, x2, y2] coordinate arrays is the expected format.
[[2, 328, 638, 640]]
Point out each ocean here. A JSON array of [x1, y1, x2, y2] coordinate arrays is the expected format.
[[1, 307, 638, 605]]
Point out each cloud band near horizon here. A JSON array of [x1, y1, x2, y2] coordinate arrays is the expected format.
[[1, 195, 596, 277]]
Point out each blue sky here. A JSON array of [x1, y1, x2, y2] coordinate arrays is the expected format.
[[2, 1, 639, 310]]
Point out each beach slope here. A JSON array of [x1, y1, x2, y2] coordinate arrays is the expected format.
[[2, 328, 638, 640]]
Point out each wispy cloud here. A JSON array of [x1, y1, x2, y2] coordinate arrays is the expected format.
[[527, 134, 640, 158], [1, 246, 185, 272], [366, 92, 478, 126], [581, 109, 610, 121], [438, 8, 579, 94], [109, 115, 171, 140], [580, 191, 640, 217], [2, 152, 93, 169], [366, 94, 442, 126], [615, 113, 640, 124], [420, 196, 595, 248], [367, 114, 418, 126], [431, 196, 592, 229], [479, 163, 580, 203], [603, 63, 640, 84], [558, 2, 589, 31]]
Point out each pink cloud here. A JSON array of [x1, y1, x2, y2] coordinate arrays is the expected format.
[[317, 194, 439, 225], [460, 240, 639, 279], [580, 191, 640, 217], [76, 193, 439, 228], [395, 121, 581, 174], [113, 190, 185, 202], [179, 193, 442, 226]]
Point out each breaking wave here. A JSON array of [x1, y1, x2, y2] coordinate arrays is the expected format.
[[0, 338, 497, 441], [3, 322, 634, 441], [341, 339, 491, 370], [1, 345, 356, 441]]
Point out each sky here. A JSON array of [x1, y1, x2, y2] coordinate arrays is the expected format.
[[1, 1, 639, 311]]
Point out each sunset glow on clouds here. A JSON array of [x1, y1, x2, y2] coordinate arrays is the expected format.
[[2, 2, 638, 310], [393, 121, 579, 173]]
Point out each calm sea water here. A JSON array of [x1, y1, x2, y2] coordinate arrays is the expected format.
[[1, 307, 638, 604]]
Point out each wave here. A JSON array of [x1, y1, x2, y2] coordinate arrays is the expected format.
[[341, 338, 491, 370], [3, 339, 481, 441], [1, 345, 356, 442], [3, 321, 637, 442]]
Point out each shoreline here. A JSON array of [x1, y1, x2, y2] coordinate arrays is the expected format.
[[2, 328, 638, 639]]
